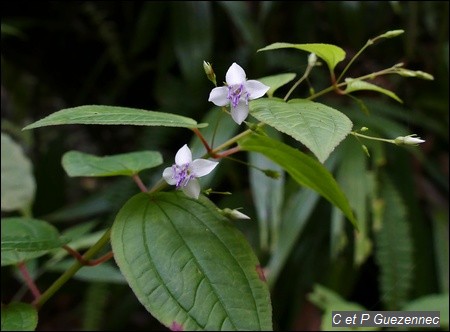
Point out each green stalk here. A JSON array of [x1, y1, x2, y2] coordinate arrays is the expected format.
[[34, 228, 112, 309]]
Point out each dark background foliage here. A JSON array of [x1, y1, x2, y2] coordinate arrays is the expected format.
[[1, 1, 448, 330]]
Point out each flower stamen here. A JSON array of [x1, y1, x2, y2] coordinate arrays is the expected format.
[[228, 84, 247, 108]]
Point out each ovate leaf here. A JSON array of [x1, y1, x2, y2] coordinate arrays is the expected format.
[[1, 302, 38, 331], [22, 105, 207, 130], [1, 217, 67, 266], [62, 150, 163, 177], [111, 192, 273, 331], [249, 98, 353, 163], [256, 73, 296, 98], [258, 42, 346, 73], [239, 134, 357, 228], [1, 133, 36, 212], [344, 78, 403, 103]]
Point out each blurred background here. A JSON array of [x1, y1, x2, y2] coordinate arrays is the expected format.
[[1, 1, 448, 330]]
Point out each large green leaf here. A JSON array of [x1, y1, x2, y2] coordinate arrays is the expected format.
[[1, 133, 36, 212], [22, 105, 207, 130], [62, 150, 163, 177], [111, 192, 272, 331], [344, 78, 403, 103], [239, 134, 357, 228], [258, 42, 346, 73], [256, 73, 296, 98], [1, 302, 38, 331], [1, 217, 67, 266], [249, 98, 353, 163]]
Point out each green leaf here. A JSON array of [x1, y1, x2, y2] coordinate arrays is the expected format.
[[256, 73, 296, 98], [258, 42, 346, 73], [266, 188, 320, 287], [333, 140, 372, 265], [111, 192, 273, 331], [1, 302, 38, 331], [249, 129, 284, 252], [1, 217, 67, 266], [374, 176, 413, 310], [22, 105, 207, 130], [1, 133, 36, 212], [344, 78, 403, 103], [62, 150, 163, 177], [402, 293, 449, 328], [240, 134, 357, 226], [239, 134, 357, 228], [249, 98, 353, 163], [308, 284, 379, 331]]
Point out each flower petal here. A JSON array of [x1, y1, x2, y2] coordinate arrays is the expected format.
[[244, 80, 270, 100], [162, 167, 177, 185], [182, 179, 201, 199], [226, 63, 246, 85], [191, 159, 219, 177], [230, 102, 249, 125], [175, 144, 192, 165], [208, 86, 230, 106]]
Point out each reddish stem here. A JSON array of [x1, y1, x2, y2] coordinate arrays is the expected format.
[[213, 146, 241, 158], [63, 245, 114, 266], [17, 261, 41, 300], [192, 128, 241, 159], [132, 174, 148, 192], [192, 128, 214, 154]]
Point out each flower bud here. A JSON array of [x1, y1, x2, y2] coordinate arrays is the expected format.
[[308, 53, 317, 67], [263, 169, 281, 179], [220, 208, 251, 220], [203, 61, 217, 86], [379, 29, 405, 39], [394, 134, 425, 146]]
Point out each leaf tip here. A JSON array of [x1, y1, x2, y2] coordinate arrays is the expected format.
[[170, 322, 184, 331], [256, 265, 267, 282]]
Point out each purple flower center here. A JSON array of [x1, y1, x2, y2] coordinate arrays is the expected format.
[[172, 163, 195, 188], [227, 84, 249, 108]]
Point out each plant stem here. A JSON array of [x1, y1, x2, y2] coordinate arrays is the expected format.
[[33, 228, 112, 310], [284, 63, 313, 101], [17, 262, 41, 300], [132, 174, 148, 192], [351, 131, 395, 144], [337, 39, 373, 83], [308, 66, 399, 100]]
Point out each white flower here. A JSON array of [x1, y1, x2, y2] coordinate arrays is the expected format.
[[208, 62, 270, 125], [163, 144, 218, 199], [394, 134, 426, 146]]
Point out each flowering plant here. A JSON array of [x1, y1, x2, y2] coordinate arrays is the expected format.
[[2, 27, 435, 332]]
